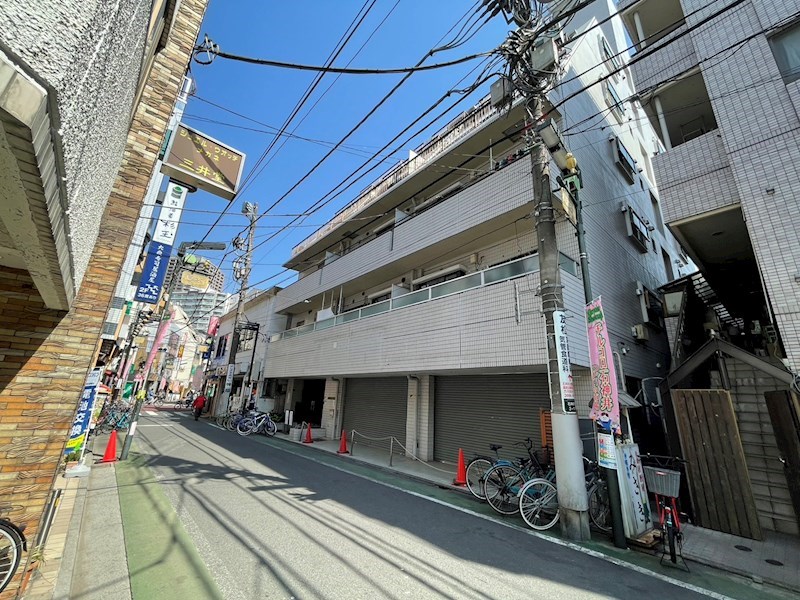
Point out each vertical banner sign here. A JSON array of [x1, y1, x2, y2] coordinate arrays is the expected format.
[[153, 183, 188, 246], [134, 242, 171, 304], [139, 310, 173, 382], [586, 297, 621, 433], [552, 310, 576, 413], [65, 368, 102, 456], [223, 363, 235, 394], [615, 443, 652, 537]]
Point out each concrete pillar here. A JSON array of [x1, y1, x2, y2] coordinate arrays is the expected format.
[[405, 376, 420, 457], [285, 379, 299, 424], [633, 12, 646, 49], [321, 378, 343, 438], [417, 375, 435, 461], [653, 96, 673, 150]]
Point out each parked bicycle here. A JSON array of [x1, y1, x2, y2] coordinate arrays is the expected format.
[[585, 458, 612, 533], [0, 518, 26, 593], [465, 444, 515, 500], [236, 412, 278, 437], [482, 439, 553, 516], [96, 404, 132, 432], [642, 454, 687, 567]]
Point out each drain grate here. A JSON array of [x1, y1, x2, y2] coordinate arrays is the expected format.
[[734, 545, 752, 552], [765, 559, 784, 566]]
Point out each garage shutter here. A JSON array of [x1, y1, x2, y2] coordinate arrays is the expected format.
[[434, 374, 550, 463], [342, 377, 407, 450]]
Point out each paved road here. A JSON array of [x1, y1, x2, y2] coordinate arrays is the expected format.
[[133, 410, 711, 600]]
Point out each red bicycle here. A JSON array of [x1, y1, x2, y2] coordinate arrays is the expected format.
[[642, 455, 688, 568]]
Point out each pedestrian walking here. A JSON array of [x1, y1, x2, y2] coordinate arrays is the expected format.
[[192, 393, 206, 421]]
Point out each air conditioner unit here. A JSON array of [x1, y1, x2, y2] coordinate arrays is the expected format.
[[632, 324, 649, 341]]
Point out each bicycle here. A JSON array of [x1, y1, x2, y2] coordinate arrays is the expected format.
[[641, 454, 688, 568], [0, 519, 26, 593], [236, 412, 277, 437], [465, 444, 514, 500], [482, 439, 553, 516], [585, 458, 612, 533]]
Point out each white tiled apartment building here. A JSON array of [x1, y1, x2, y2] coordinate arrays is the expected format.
[[618, 0, 800, 371], [258, 0, 687, 463]]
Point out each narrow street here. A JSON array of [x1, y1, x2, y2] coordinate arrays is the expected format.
[[129, 410, 707, 600]]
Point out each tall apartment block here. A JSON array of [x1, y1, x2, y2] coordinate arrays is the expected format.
[[259, 1, 686, 463], [0, 1, 207, 593], [618, 0, 800, 370]]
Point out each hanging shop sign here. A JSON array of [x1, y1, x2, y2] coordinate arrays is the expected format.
[[161, 124, 245, 200], [65, 368, 102, 457], [586, 297, 621, 433], [152, 183, 188, 245], [134, 242, 172, 304], [552, 310, 576, 413]]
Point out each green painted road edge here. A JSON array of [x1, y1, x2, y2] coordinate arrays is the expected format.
[[116, 451, 224, 600], [240, 431, 795, 600]]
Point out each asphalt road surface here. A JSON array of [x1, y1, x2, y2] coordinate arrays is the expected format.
[[133, 410, 712, 600]]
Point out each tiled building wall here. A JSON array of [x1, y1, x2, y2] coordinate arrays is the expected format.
[[683, 0, 800, 369], [630, 23, 698, 90], [0, 0, 206, 596]]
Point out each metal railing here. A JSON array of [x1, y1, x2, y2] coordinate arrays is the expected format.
[[271, 254, 542, 342]]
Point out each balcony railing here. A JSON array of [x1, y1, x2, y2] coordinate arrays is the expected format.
[[271, 253, 544, 342]]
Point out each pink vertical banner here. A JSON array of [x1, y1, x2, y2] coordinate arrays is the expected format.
[[586, 297, 621, 434], [142, 311, 173, 378], [207, 315, 220, 336]]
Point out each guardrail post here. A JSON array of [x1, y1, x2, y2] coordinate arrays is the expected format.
[[389, 438, 394, 466]]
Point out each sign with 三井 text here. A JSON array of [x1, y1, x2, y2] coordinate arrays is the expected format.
[[553, 310, 576, 413], [161, 124, 245, 200]]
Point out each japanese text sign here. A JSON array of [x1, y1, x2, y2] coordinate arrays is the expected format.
[[65, 368, 101, 457], [153, 184, 188, 245], [161, 124, 245, 200], [616, 443, 652, 537], [553, 310, 576, 413], [134, 242, 172, 304], [586, 297, 621, 433]]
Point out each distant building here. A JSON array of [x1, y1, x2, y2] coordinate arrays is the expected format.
[[170, 287, 230, 336], [164, 254, 225, 293]]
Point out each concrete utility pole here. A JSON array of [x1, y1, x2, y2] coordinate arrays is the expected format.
[[493, 0, 590, 540], [219, 201, 258, 415]]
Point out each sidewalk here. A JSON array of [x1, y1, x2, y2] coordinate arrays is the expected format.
[[23, 421, 800, 599]]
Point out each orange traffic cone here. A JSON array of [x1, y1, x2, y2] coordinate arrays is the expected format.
[[453, 448, 467, 486], [101, 430, 118, 463], [302, 424, 313, 444], [337, 430, 349, 454]]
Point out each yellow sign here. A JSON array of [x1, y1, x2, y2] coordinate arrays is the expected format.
[[161, 124, 245, 200], [181, 270, 210, 289]]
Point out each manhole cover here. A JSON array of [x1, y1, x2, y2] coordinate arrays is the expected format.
[[765, 559, 784, 566], [734, 545, 752, 552]]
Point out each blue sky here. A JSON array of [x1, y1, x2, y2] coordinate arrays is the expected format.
[[174, 1, 511, 296]]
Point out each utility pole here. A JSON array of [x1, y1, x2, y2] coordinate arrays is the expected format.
[[493, 0, 590, 540], [220, 201, 257, 415], [559, 170, 627, 548]]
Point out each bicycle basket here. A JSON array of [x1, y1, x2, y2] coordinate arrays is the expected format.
[[642, 466, 681, 498]]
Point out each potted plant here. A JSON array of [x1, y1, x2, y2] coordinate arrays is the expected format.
[[64, 451, 81, 470]]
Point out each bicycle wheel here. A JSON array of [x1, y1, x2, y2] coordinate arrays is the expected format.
[[588, 482, 612, 533], [226, 415, 240, 431], [519, 478, 560, 530], [0, 522, 23, 593], [466, 458, 492, 500], [237, 418, 255, 436], [483, 465, 524, 515], [264, 419, 277, 437]]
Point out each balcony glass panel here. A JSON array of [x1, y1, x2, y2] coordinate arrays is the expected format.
[[315, 317, 335, 330], [484, 255, 539, 284], [283, 329, 298, 338], [431, 273, 482, 298], [340, 310, 361, 323], [296, 324, 314, 336], [391, 289, 430, 309], [360, 300, 390, 317]]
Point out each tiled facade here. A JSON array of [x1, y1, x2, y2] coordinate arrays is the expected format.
[[0, 0, 206, 596]]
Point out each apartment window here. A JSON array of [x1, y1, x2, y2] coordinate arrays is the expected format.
[[238, 330, 254, 352], [613, 137, 637, 183], [605, 81, 626, 122], [414, 268, 466, 290], [370, 293, 391, 304], [102, 322, 117, 336], [770, 21, 800, 83], [639, 285, 665, 329], [624, 205, 650, 253], [650, 192, 665, 234], [215, 335, 228, 358], [601, 36, 622, 73]]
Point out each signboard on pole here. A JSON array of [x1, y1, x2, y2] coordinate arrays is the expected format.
[[161, 124, 245, 200], [65, 368, 102, 457], [553, 310, 576, 413], [134, 242, 171, 304], [597, 432, 617, 470], [152, 183, 188, 246], [223, 363, 235, 394], [586, 297, 621, 433]]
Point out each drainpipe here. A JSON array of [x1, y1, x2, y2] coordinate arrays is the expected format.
[[633, 12, 647, 49], [653, 96, 673, 150]]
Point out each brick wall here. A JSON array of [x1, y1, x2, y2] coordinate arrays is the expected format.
[[0, 0, 207, 596]]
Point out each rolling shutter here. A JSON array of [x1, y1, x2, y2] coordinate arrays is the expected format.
[[434, 374, 550, 463], [342, 377, 407, 450]]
